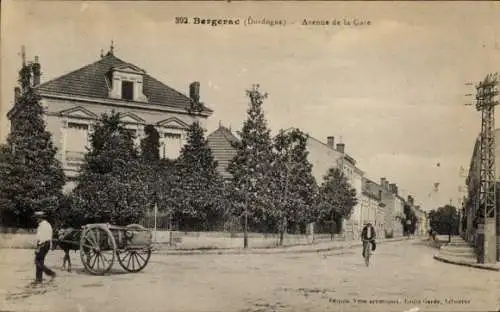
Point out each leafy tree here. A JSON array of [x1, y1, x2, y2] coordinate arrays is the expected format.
[[402, 203, 418, 235], [316, 167, 358, 239], [140, 124, 160, 163], [0, 61, 65, 228], [69, 111, 148, 226], [139, 124, 165, 213], [174, 121, 225, 231], [143, 158, 181, 230], [272, 128, 318, 244], [428, 205, 459, 237], [228, 84, 276, 236]]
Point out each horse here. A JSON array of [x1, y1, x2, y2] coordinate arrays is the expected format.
[[52, 228, 81, 272]]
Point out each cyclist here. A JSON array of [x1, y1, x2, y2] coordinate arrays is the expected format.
[[361, 222, 376, 258]]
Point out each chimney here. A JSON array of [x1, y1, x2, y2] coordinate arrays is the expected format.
[[383, 180, 389, 190], [389, 183, 398, 195], [327, 136, 335, 148], [14, 87, 21, 103], [380, 177, 386, 187], [407, 195, 414, 206], [336, 143, 345, 153], [32, 56, 41, 86], [189, 81, 200, 103]]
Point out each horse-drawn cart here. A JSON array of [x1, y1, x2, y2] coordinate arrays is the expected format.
[[57, 223, 153, 275]]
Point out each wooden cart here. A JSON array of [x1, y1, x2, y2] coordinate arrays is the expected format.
[[78, 223, 153, 275]]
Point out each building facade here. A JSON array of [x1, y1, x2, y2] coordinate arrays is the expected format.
[[414, 206, 428, 236], [377, 178, 405, 238], [7, 50, 212, 192], [361, 178, 386, 238], [464, 129, 500, 254], [306, 136, 364, 239]]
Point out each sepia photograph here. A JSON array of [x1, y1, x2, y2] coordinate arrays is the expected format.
[[0, 1, 499, 311]]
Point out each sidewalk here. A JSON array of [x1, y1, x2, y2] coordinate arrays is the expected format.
[[433, 236, 500, 272], [153, 236, 420, 256]]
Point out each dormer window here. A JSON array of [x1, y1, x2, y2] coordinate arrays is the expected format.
[[122, 81, 134, 100], [107, 64, 148, 102]]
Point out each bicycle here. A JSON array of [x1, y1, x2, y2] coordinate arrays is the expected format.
[[362, 239, 372, 267]]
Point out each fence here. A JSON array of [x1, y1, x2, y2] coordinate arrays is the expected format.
[[138, 211, 361, 249]]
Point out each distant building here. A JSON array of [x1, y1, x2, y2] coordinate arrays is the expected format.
[[393, 193, 406, 237], [376, 178, 405, 238], [361, 178, 386, 237], [413, 206, 428, 236], [207, 124, 239, 181], [7, 47, 213, 193]]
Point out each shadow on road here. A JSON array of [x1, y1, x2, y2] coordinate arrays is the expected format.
[[6, 280, 57, 301], [413, 238, 445, 250]]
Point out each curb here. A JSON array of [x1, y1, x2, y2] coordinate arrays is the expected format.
[[433, 255, 500, 272], [153, 237, 419, 256]]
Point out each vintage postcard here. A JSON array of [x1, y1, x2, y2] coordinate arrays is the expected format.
[[0, 1, 499, 312]]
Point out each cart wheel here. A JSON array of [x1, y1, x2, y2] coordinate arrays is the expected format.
[[117, 224, 152, 273], [80, 224, 116, 275]]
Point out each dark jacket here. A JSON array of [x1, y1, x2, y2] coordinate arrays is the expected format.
[[361, 224, 376, 240]]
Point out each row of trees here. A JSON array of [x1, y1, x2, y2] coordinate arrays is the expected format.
[[0, 61, 359, 243]]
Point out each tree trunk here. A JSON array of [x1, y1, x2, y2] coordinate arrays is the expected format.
[[279, 215, 286, 246], [243, 211, 248, 248], [330, 212, 335, 240]]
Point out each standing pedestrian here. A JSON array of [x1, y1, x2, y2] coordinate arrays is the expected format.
[[34, 211, 56, 284]]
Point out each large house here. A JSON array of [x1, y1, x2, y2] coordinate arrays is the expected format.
[[7, 48, 213, 192]]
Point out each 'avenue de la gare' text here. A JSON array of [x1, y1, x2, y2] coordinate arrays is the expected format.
[[302, 18, 372, 26]]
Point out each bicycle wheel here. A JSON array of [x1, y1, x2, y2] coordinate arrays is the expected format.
[[364, 244, 370, 267]]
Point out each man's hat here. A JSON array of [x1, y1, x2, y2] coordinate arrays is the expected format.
[[33, 211, 46, 218]]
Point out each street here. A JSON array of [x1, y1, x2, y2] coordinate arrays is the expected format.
[[1, 240, 498, 312]]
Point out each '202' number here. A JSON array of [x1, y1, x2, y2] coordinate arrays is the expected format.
[[175, 17, 188, 24]]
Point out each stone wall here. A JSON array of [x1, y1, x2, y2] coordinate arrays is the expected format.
[[0, 231, 334, 250]]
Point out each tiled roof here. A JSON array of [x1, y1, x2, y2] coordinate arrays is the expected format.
[[207, 126, 239, 180], [36, 53, 212, 114]]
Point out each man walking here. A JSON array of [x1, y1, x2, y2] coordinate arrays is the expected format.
[[34, 211, 56, 284]]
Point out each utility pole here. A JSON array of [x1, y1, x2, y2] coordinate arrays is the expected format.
[[468, 73, 499, 263]]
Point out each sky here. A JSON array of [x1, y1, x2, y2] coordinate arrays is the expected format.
[[1, 1, 500, 211]]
